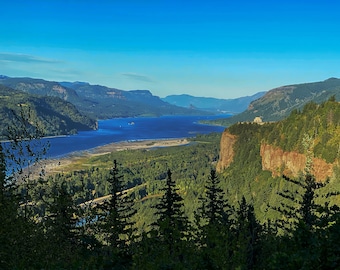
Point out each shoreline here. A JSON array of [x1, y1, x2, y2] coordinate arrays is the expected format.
[[31, 138, 190, 176], [90, 137, 189, 155]]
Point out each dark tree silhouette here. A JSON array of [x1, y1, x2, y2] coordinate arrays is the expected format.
[[136, 169, 192, 269], [269, 170, 340, 269], [96, 160, 137, 268], [195, 169, 233, 269], [153, 169, 189, 251], [233, 196, 262, 270], [41, 179, 85, 268]]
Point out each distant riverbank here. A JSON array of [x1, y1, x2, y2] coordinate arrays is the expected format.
[[31, 138, 190, 176]]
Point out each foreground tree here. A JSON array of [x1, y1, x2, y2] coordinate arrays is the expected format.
[[0, 144, 21, 268], [0, 107, 48, 269], [233, 196, 262, 270], [42, 179, 83, 267], [96, 160, 137, 269], [195, 169, 234, 269], [135, 169, 192, 269]]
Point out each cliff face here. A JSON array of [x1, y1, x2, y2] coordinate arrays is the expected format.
[[217, 130, 334, 181], [216, 130, 237, 172], [260, 144, 334, 181]]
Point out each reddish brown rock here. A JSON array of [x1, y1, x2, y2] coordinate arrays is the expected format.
[[217, 130, 334, 181], [260, 144, 333, 181], [216, 130, 237, 172]]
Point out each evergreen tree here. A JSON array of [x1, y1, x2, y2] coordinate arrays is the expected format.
[[278, 173, 339, 270], [270, 135, 321, 233], [233, 196, 262, 270], [154, 169, 189, 248], [137, 169, 191, 269], [268, 135, 340, 269], [96, 160, 137, 269], [195, 170, 232, 269], [42, 179, 83, 268], [195, 169, 233, 269], [0, 144, 18, 268]]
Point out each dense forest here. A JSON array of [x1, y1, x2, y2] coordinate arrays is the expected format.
[[0, 99, 340, 269]]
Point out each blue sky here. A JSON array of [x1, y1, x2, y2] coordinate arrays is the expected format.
[[1, 0, 340, 98]]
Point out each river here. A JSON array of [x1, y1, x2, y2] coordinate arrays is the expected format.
[[42, 114, 228, 158]]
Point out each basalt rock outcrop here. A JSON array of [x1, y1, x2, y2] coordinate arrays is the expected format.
[[217, 130, 335, 181], [260, 143, 334, 181], [216, 130, 237, 172]]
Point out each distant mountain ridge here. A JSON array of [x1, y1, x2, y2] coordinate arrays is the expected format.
[[210, 77, 340, 126], [0, 76, 207, 119], [0, 76, 80, 102], [162, 92, 266, 114]]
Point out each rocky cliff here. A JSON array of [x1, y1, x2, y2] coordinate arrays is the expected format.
[[260, 144, 334, 181], [216, 130, 237, 172], [217, 130, 335, 181]]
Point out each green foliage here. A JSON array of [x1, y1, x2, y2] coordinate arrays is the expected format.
[[153, 170, 189, 240], [219, 99, 340, 223], [53, 133, 222, 231], [264, 99, 340, 162], [96, 160, 137, 268], [233, 197, 263, 270], [195, 169, 234, 269], [266, 172, 340, 269], [139, 169, 192, 268], [1, 145, 339, 269]]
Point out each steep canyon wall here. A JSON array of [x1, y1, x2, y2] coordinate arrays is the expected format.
[[217, 130, 335, 181]]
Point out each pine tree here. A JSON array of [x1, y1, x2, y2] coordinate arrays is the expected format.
[[43, 179, 82, 267], [97, 160, 137, 268], [233, 196, 262, 270], [0, 144, 18, 268], [144, 169, 191, 268], [154, 170, 188, 247], [195, 169, 233, 269]]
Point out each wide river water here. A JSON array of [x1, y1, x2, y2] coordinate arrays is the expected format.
[[42, 115, 228, 159]]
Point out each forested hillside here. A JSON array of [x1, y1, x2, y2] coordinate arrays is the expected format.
[[0, 85, 97, 139], [210, 77, 340, 126], [1, 135, 339, 268], [218, 97, 340, 219]]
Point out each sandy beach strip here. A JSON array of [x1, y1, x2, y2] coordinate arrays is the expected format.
[[90, 138, 189, 155], [33, 138, 190, 176]]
